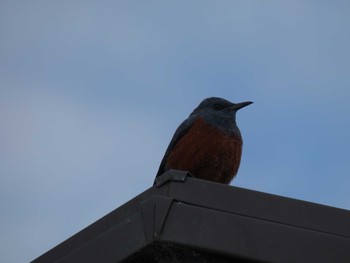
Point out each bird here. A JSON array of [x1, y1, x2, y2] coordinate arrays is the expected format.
[[155, 97, 252, 185]]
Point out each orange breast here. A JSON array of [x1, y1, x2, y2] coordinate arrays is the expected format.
[[166, 117, 242, 184]]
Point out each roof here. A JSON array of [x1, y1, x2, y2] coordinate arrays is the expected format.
[[32, 170, 350, 263]]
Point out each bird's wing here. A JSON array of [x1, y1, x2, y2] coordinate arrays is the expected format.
[[155, 116, 196, 179]]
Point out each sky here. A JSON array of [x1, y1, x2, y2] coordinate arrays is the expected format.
[[1, 1, 350, 262]]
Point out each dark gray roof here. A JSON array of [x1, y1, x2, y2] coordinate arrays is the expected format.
[[32, 170, 350, 263]]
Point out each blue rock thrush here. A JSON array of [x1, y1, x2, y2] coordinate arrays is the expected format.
[[155, 97, 252, 184]]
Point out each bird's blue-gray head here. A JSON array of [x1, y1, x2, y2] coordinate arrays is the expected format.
[[189, 97, 252, 134], [190, 97, 253, 120]]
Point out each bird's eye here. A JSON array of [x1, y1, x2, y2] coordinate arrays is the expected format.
[[213, 103, 221, 110]]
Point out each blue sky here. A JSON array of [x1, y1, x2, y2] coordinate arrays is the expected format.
[[1, 1, 350, 262]]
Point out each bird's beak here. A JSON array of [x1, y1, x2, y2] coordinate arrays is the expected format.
[[230, 101, 253, 111]]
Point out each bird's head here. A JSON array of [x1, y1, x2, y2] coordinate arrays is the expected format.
[[190, 97, 253, 120]]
